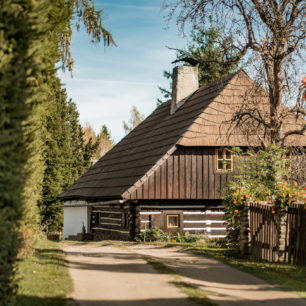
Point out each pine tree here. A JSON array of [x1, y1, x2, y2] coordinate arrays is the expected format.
[[39, 79, 72, 231], [0, 0, 48, 302], [66, 100, 88, 179], [34, 0, 116, 232], [157, 27, 241, 105]]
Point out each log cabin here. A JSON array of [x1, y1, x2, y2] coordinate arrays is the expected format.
[[59, 66, 305, 240]]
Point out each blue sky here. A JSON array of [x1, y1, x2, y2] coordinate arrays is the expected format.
[[59, 0, 190, 143]]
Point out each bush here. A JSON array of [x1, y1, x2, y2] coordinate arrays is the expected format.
[[135, 228, 204, 243], [135, 227, 170, 242], [222, 145, 306, 246], [181, 231, 202, 243]]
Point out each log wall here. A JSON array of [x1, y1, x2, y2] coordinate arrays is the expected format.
[[139, 203, 227, 238], [91, 204, 132, 240]]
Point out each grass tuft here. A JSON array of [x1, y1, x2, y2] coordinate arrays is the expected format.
[[144, 256, 216, 306], [172, 281, 217, 306], [143, 256, 177, 275]]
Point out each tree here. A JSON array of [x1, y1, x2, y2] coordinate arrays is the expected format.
[[82, 123, 114, 161], [39, 83, 72, 232], [94, 125, 114, 160], [0, 0, 48, 302], [164, 0, 305, 146], [123, 106, 145, 134], [36, 0, 116, 232], [157, 26, 241, 105], [83, 122, 98, 146], [52, 0, 116, 72], [39, 89, 100, 232], [0, 0, 116, 300], [81, 122, 100, 166]]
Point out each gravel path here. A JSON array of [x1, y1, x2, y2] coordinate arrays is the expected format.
[[63, 243, 193, 306], [63, 243, 306, 306]]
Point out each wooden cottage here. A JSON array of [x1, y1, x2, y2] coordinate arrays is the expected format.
[[59, 67, 305, 240]]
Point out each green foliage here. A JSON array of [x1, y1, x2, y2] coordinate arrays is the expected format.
[[1, 0, 115, 302], [39, 82, 97, 232], [135, 227, 203, 243], [0, 0, 49, 303], [157, 26, 241, 105], [36, 0, 116, 233], [136, 227, 170, 242], [222, 144, 305, 245], [186, 27, 240, 85], [157, 70, 173, 106]]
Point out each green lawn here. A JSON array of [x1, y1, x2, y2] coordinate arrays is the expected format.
[[153, 240, 306, 299], [16, 237, 73, 306]]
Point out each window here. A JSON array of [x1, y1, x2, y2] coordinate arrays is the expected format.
[[167, 215, 179, 228], [216, 148, 233, 171], [91, 212, 100, 226]]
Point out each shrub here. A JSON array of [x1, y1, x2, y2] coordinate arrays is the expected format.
[[222, 144, 306, 246], [135, 227, 170, 242], [135, 228, 204, 243]]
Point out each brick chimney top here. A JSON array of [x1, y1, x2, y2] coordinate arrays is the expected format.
[[171, 66, 199, 114]]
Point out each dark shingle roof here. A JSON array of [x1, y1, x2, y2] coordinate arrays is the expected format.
[[59, 72, 236, 200]]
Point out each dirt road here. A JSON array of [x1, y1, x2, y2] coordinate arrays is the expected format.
[[64, 243, 193, 306], [63, 243, 306, 306]]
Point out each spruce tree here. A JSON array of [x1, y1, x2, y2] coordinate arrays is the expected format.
[[36, 0, 116, 231], [157, 27, 241, 105], [0, 0, 48, 302], [39, 79, 72, 231]]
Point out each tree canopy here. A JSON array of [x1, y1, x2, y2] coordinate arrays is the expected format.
[[157, 26, 241, 105]]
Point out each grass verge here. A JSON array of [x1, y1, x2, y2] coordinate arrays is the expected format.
[[144, 256, 216, 306], [16, 236, 73, 306], [154, 240, 306, 299]]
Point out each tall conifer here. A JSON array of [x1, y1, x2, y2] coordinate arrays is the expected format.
[[0, 0, 48, 302]]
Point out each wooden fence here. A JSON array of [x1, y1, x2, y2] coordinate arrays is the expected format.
[[247, 202, 306, 266]]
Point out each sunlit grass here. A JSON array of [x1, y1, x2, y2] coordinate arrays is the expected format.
[[16, 236, 73, 306]]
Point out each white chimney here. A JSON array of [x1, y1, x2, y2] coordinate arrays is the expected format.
[[171, 66, 199, 114]]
